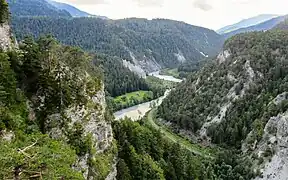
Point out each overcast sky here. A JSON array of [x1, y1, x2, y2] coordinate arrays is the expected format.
[[54, 0, 287, 30]]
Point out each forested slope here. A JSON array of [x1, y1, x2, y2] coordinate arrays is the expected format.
[[158, 30, 288, 178], [11, 16, 223, 72], [159, 30, 288, 147], [113, 119, 255, 180], [0, 32, 117, 179]]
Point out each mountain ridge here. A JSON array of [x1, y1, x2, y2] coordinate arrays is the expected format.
[[217, 14, 279, 34], [7, 0, 71, 17], [12, 16, 224, 74], [223, 15, 287, 39], [46, 0, 108, 19], [46, 0, 90, 17]]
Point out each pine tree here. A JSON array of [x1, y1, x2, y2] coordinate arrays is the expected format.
[[0, 0, 9, 23]]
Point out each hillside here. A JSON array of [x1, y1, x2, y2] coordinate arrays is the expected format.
[[158, 30, 288, 178], [47, 0, 90, 17], [11, 16, 223, 73], [0, 33, 117, 180], [273, 18, 288, 30], [223, 16, 287, 39], [217, 14, 278, 34], [7, 0, 71, 17], [47, 0, 108, 19]]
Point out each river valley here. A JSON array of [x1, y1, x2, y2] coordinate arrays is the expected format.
[[113, 72, 182, 121]]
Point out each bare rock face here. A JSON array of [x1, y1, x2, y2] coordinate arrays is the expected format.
[[217, 50, 231, 64], [254, 111, 288, 180], [0, 23, 14, 51]]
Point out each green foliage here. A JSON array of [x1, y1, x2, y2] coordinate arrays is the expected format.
[[159, 30, 288, 147], [116, 159, 132, 180], [0, 52, 28, 131], [177, 58, 211, 78], [93, 54, 149, 97], [112, 91, 154, 111], [89, 140, 117, 180], [0, 133, 83, 179], [0, 0, 9, 23], [12, 17, 222, 68], [159, 60, 233, 133], [13, 36, 102, 132], [0, 52, 17, 105], [0, 35, 106, 179], [145, 76, 176, 96], [67, 123, 92, 156], [11, 15, 223, 99], [159, 68, 180, 78], [113, 119, 255, 180]]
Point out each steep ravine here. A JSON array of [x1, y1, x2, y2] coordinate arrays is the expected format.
[[114, 73, 182, 121]]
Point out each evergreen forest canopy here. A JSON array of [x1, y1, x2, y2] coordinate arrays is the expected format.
[[8, 0, 224, 100], [0, 34, 106, 178], [158, 30, 288, 148], [0, 0, 9, 23], [11, 16, 223, 69], [113, 119, 256, 180]]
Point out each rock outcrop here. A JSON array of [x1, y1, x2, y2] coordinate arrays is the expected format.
[[0, 22, 14, 51], [254, 111, 288, 180], [45, 82, 117, 180]]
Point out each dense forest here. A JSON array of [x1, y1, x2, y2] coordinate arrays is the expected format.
[[9, 0, 224, 102], [159, 30, 288, 148], [0, 32, 116, 179], [93, 54, 149, 97], [113, 119, 256, 180], [11, 16, 223, 69]]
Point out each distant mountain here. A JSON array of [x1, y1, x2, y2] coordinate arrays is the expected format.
[[223, 15, 287, 39], [217, 14, 278, 34], [7, 0, 71, 17], [46, 0, 90, 17]]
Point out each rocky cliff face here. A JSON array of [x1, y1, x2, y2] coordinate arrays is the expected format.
[[0, 22, 14, 51], [158, 32, 288, 180], [240, 92, 288, 180], [67, 84, 116, 180], [43, 77, 117, 179]]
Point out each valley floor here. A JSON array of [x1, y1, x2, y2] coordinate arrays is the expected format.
[[146, 109, 216, 159]]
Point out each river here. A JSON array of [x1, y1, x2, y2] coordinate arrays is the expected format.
[[148, 71, 182, 83], [114, 72, 182, 121]]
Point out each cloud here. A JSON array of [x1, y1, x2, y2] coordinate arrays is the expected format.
[[133, 0, 164, 7], [193, 0, 213, 11]]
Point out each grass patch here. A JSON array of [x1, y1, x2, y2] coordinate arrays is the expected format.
[[145, 109, 217, 159], [112, 91, 154, 111], [146, 76, 176, 90], [159, 68, 180, 78]]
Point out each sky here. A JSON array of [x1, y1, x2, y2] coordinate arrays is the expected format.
[[54, 0, 287, 30]]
